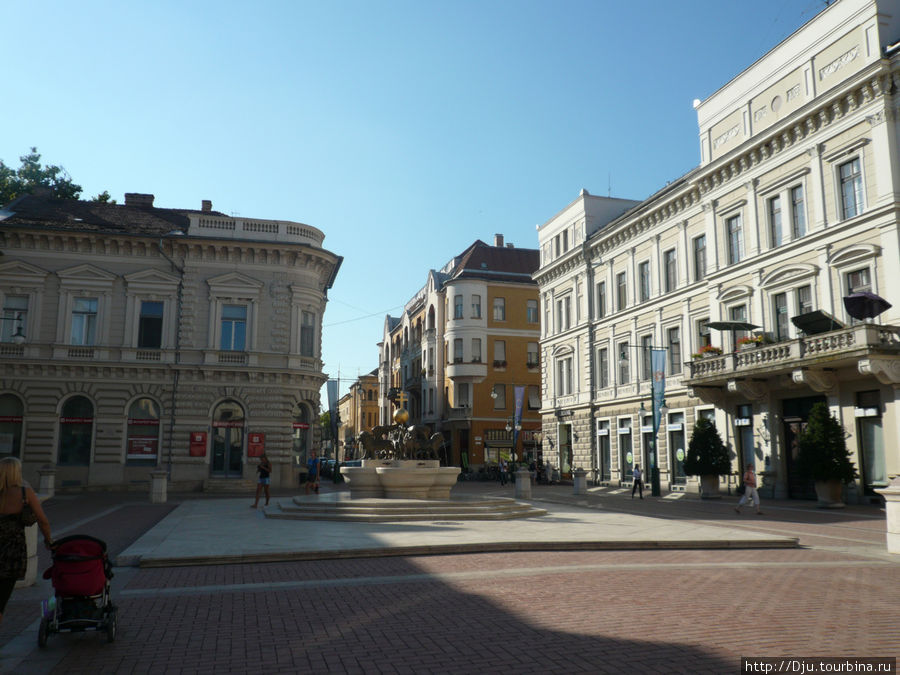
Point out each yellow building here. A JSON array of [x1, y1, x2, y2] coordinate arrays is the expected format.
[[379, 235, 541, 470]]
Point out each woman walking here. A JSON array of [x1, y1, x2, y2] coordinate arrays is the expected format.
[[734, 462, 763, 515], [0, 457, 54, 626], [251, 452, 272, 508]]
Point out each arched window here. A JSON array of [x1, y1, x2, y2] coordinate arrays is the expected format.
[[0, 394, 24, 458], [58, 396, 94, 466], [211, 400, 245, 477], [126, 398, 161, 464]]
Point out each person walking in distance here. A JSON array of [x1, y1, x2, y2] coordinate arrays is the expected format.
[[0, 457, 54, 627], [631, 465, 644, 499], [734, 462, 763, 515], [305, 449, 321, 495], [498, 458, 508, 486], [251, 452, 272, 508]]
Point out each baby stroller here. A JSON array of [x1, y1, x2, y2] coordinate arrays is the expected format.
[[38, 534, 118, 646]]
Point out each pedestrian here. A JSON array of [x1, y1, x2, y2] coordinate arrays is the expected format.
[[631, 465, 644, 499], [734, 462, 763, 515], [251, 452, 272, 508], [305, 449, 321, 495], [0, 457, 54, 626], [499, 458, 508, 485]]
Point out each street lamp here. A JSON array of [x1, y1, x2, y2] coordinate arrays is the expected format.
[[619, 343, 668, 497]]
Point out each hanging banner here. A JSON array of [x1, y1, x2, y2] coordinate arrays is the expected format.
[[651, 349, 667, 436], [513, 385, 525, 452], [327, 379, 339, 442]]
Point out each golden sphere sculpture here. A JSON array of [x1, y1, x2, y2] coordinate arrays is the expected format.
[[393, 408, 410, 425]]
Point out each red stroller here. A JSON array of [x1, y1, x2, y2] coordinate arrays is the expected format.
[[38, 534, 118, 646]]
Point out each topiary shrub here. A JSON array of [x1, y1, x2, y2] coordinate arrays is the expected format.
[[796, 402, 858, 483], [683, 417, 731, 476]]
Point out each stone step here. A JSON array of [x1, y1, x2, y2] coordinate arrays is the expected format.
[[203, 478, 255, 493]]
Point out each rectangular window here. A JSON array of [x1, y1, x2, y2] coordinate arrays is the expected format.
[[493, 339, 506, 364], [527, 385, 541, 410], [1, 295, 27, 343], [697, 318, 711, 348], [847, 268, 871, 294], [773, 292, 789, 341], [638, 262, 650, 302], [526, 299, 538, 323], [471, 338, 481, 363], [493, 297, 506, 321], [596, 281, 606, 318], [618, 341, 630, 384], [598, 347, 609, 388], [693, 235, 706, 281], [730, 305, 748, 344], [616, 272, 627, 311], [456, 382, 469, 407], [471, 295, 481, 319], [555, 296, 571, 332], [527, 342, 539, 368], [454, 294, 464, 319], [726, 214, 743, 264], [138, 300, 164, 349], [768, 195, 782, 248], [797, 285, 812, 315], [839, 158, 863, 219], [300, 311, 315, 356], [667, 326, 681, 375], [453, 338, 463, 363], [71, 297, 98, 346], [663, 249, 677, 293], [791, 185, 806, 238], [556, 357, 573, 396], [492, 384, 506, 409], [640, 334, 652, 380]]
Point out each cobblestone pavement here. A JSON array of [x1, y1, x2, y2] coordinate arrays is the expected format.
[[2, 482, 897, 674]]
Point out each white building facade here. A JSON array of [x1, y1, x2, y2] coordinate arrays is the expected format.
[[536, 0, 900, 502]]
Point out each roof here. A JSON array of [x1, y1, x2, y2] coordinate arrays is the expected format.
[[445, 239, 539, 284], [0, 194, 228, 237]]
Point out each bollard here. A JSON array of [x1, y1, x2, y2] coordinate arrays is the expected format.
[[876, 477, 900, 554], [573, 468, 588, 495], [150, 470, 168, 504], [514, 468, 532, 499], [37, 465, 56, 498], [15, 494, 50, 589]]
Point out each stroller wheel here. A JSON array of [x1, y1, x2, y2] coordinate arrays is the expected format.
[[106, 608, 117, 643], [38, 617, 50, 648]]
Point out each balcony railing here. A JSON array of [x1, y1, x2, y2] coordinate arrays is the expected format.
[[686, 324, 900, 384]]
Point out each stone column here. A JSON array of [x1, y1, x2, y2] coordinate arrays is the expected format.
[[875, 477, 900, 554], [514, 468, 532, 499], [37, 465, 56, 498], [150, 470, 169, 504]]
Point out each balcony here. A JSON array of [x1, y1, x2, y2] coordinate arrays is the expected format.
[[686, 324, 900, 393], [446, 361, 487, 382], [447, 406, 471, 420]]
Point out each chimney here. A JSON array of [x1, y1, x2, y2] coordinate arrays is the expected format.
[[201, 200, 212, 212], [124, 193, 155, 208], [494, 233, 504, 247]]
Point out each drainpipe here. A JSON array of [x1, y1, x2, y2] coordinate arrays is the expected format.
[[157, 233, 185, 480]]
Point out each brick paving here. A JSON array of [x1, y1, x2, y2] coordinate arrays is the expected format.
[[2, 483, 897, 674]]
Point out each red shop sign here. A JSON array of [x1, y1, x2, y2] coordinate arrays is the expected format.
[[212, 421, 245, 428], [292, 422, 310, 429], [248, 432, 265, 457], [189, 431, 207, 457], [60, 417, 93, 424], [128, 418, 160, 426], [0, 416, 23, 423]]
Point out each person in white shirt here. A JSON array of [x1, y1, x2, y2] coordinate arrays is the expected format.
[[631, 465, 643, 499], [734, 463, 763, 515]]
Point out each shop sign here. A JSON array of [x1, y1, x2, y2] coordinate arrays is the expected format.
[[127, 436, 158, 459]]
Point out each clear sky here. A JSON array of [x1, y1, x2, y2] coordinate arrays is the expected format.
[[2, 0, 827, 400]]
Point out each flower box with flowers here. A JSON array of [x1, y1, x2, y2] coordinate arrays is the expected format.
[[737, 335, 763, 351], [691, 345, 723, 360]]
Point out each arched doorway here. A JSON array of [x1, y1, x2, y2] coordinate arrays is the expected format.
[[0, 394, 24, 458], [58, 396, 94, 466], [211, 400, 245, 477], [126, 397, 161, 465]]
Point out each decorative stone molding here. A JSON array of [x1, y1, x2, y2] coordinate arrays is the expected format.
[[688, 386, 725, 405], [727, 379, 767, 401], [859, 357, 900, 385], [791, 368, 837, 393]]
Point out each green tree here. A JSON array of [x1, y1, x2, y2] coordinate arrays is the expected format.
[[796, 403, 858, 483], [0, 147, 83, 205], [91, 190, 116, 204], [683, 417, 731, 476]]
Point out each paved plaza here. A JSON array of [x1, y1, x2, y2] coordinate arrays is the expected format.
[[1, 481, 897, 674]]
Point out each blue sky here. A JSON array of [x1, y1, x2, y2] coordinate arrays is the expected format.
[[2, 0, 826, 399]]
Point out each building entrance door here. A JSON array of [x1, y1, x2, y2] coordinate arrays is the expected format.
[[783, 395, 825, 499], [211, 400, 245, 478]]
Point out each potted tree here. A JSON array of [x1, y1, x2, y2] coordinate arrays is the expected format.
[[796, 402, 858, 508], [683, 417, 731, 498]]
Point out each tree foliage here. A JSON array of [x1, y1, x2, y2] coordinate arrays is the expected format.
[[683, 417, 731, 476], [0, 147, 83, 205], [796, 402, 858, 483]]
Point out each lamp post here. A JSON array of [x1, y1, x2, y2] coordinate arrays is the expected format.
[[619, 343, 668, 497]]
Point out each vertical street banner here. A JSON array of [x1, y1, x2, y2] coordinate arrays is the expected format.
[[651, 349, 666, 435], [513, 385, 525, 453], [327, 379, 339, 442]]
